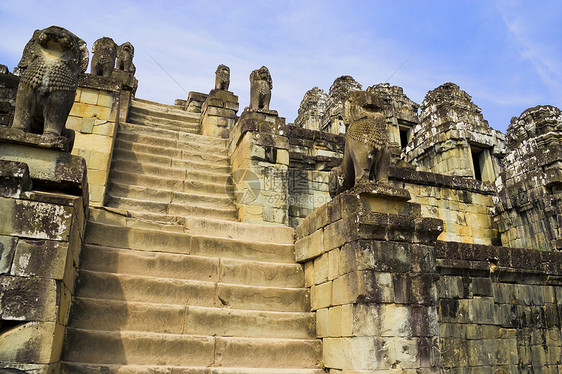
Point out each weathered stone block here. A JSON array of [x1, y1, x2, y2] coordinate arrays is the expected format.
[[324, 216, 357, 251], [311, 280, 332, 310], [0, 197, 73, 241], [11, 239, 69, 279], [295, 228, 323, 262], [323, 337, 379, 370], [316, 307, 329, 337], [0, 143, 87, 196], [0, 160, 32, 198], [313, 253, 329, 285], [0, 235, 17, 274], [328, 305, 343, 337], [0, 276, 58, 322], [79, 88, 99, 105], [69, 102, 113, 122], [468, 297, 496, 324], [0, 321, 64, 364], [440, 337, 469, 368]]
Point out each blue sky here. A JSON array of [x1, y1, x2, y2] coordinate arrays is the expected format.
[[1, 1, 560, 133]]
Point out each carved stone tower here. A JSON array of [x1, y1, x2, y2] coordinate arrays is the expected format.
[[405, 83, 505, 182]]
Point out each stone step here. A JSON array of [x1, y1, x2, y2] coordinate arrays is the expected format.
[[111, 152, 230, 174], [104, 195, 237, 221], [119, 120, 200, 139], [75, 270, 309, 312], [113, 139, 230, 164], [89, 208, 186, 233], [129, 102, 201, 123], [116, 131, 227, 151], [89, 208, 295, 244], [107, 183, 234, 207], [61, 362, 325, 374], [127, 113, 201, 133], [69, 298, 315, 338], [132, 97, 190, 113], [80, 244, 304, 288], [112, 148, 230, 170], [110, 159, 230, 184], [108, 170, 232, 195], [63, 329, 321, 368], [84, 222, 297, 263]]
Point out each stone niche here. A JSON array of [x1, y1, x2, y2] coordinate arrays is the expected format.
[[406, 82, 505, 183], [495, 105, 562, 250]]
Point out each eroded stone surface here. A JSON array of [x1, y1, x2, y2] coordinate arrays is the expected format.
[[495, 105, 562, 251], [406, 82, 505, 182]]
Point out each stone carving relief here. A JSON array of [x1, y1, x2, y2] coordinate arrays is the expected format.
[[11, 26, 88, 138], [91, 37, 117, 77], [215, 64, 230, 91], [329, 91, 390, 197], [116, 42, 136, 75], [249, 66, 272, 111]]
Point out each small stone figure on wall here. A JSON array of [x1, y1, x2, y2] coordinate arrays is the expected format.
[[116, 42, 135, 75], [91, 37, 117, 77], [215, 64, 230, 91], [249, 66, 272, 111], [329, 91, 390, 197], [11, 26, 88, 138]]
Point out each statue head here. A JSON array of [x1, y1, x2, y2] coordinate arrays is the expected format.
[[343, 91, 385, 123]]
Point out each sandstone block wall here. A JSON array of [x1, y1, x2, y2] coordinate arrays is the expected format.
[[296, 185, 443, 372], [66, 74, 124, 206], [284, 125, 500, 244], [392, 168, 499, 245], [296, 186, 562, 373], [284, 126, 344, 228], [228, 109, 290, 224], [0, 159, 87, 373], [200, 89, 239, 138], [436, 241, 562, 372]]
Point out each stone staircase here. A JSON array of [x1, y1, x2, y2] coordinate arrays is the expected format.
[[60, 98, 323, 373]]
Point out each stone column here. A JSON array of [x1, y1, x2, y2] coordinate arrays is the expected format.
[[228, 108, 290, 225], [200, 89, 239, 138], [295, 181, 443, 372], [0, 131, 88, 372]]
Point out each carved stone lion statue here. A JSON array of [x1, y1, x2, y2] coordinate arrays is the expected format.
[[116, 42, 135, 75], [329, 91, 390, 197], [11, 26, 88, 138], [249, 66, 272, 111], [91, 37, 117, 77], [215, 64, 230, 91]]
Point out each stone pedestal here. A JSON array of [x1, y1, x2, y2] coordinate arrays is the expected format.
[[200, 89, 239, 138], [228, 108, 289, 225], [295, 181, 443, 372], [0, 132, 88, 372]]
